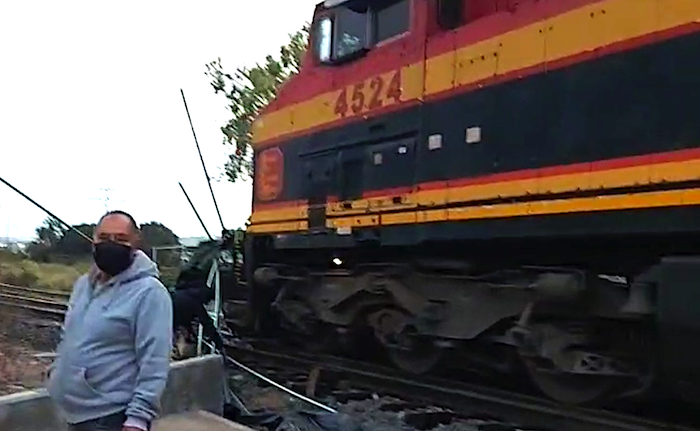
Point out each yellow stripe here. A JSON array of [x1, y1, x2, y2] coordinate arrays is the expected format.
[[251, 0, 700, 146], [250, 155, 700, 226], [247, 188, 700, 234], [326, 157, 700, 216], [252, 63, 424, 145], [248, 220, 308, 234], [250, 205, 307, 224]]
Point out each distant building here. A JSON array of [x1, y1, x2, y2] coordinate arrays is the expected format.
[[0, 239, 28, 254], [179, 237, 209, 248]]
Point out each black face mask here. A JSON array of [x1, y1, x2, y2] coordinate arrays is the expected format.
[[93, 241, 134, 277]]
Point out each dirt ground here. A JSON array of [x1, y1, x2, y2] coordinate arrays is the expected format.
[[0, 313, 524, 430], [0, 311, 58, 395], [226, 370, 523, 431]]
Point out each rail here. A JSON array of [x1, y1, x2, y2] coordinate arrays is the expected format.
[[226, 341, 700, 431], [0, 282, 68, 316]]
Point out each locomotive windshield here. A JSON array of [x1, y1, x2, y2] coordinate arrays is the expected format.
[[316, 7, 368, 63], [334, 8, 367, 58], [315, 0, 410, 64]]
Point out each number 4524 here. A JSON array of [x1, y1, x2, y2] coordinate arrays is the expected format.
[[334, 70, 402, 118]]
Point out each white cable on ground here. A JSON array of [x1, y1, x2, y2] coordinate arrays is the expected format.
[[224, 355, 338, 414]]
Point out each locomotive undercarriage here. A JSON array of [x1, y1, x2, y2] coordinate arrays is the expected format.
[[252, 259, 657, 405]]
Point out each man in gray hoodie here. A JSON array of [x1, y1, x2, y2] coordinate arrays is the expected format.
[[47, 210, 173, 431]]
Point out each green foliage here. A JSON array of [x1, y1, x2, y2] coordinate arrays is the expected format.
[[61, 224, 95, 256], [0, 248, 25, 264], [158, 266, 180, 288], [140, 222, 180, 249], [34, 217, 65, 247], [205, 26, 309, 183], [0, 250, 89, 291], [26, 217, 180, 264], [141, 221, 181, 270], [4, 218, 183, 291], [25, 221, 94, 263]]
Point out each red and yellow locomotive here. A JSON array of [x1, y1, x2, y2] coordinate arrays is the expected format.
[[243, 0, 700, 405]]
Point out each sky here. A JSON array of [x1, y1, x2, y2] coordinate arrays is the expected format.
[[0, 0, 319, 241]]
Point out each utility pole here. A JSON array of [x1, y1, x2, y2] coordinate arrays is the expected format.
[[89, 187, 124, 211], [102, 187, 113, 211]]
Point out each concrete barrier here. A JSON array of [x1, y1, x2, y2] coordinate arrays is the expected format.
[[0, 354, 226, 431], [153, 410, 255, 431]]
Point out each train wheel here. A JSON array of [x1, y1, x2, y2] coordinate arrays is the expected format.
[[387, 338, 443, 374], [369, 308, 443, 374], [523, 358, 615, 405], [304, 324, 339, 354]]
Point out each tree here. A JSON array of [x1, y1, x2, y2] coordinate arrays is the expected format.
[[26, 222, 94, 263], [139, 222, 179, 250], [26, 219, 181, 265], [139, 222, 181, 274], [26, 217, 68, 262], [205, 26, 309, 182], [56, 223, 95, 257], [34, 217, 66, 247]]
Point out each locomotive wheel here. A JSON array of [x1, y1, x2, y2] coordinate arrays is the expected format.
[[387, 337, 443, 374], [369, 308, 443, 374], [304, 324, 339, 354], [523, 359, 615, 405]]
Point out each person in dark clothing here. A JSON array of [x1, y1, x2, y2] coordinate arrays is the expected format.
[[170, 268, 225, 352]]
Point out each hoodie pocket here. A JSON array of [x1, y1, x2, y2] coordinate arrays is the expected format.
[[54, 365, 117, 409], [78, 367, 102, 395]]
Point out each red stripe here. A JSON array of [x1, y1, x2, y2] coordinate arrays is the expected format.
[[265, 0, 426, 113], [267, 0, 605, 113], [252, 147, 700, 211], [428, 0, 606, 60], [256, 22, 700, 149], [253, 199, 307, 212]]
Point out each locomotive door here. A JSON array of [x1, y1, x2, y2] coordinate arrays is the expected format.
[[366, 135, 417, 208], [303, 153, 336, 231]]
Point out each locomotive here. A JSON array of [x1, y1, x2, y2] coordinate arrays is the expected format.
[[239, 0, 700, 405]]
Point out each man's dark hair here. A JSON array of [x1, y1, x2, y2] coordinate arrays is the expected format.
[[98, 210, 140, 233]]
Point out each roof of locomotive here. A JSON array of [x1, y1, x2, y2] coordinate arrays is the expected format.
[[322, 0, 352, 7]]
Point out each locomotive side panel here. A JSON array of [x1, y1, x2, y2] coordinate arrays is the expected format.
[[250, 0, 700, 241]]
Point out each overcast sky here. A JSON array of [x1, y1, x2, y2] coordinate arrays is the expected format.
[[0, 0, 319, 241]]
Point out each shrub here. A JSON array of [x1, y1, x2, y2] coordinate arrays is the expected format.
[[0, 259, 88, 291]]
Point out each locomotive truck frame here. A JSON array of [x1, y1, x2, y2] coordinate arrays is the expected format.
[[235, 0, 700, 405]]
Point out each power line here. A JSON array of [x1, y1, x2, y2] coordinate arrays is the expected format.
[[88, 187, 125, 211]]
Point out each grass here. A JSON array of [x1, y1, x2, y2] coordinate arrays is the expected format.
[[0, 251, 89, 291], [0, 250, 180, 291]]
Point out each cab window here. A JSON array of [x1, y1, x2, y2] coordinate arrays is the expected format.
[[315, 0, 411, 64], [334, 7, 367, 58], [437, 0, 463, 30], [374, 0, 410, 43], [316, 17, 333, 62]]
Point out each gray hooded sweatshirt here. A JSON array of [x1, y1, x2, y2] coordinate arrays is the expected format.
[[47, 250, 173, 426]]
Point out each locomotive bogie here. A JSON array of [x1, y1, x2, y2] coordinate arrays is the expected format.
[[245, 252, 659, 402]]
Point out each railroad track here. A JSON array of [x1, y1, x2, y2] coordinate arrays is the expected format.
[[3, 284, 698, 430], [0, 282, 69, 316], [225, 340, 700, 431]]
